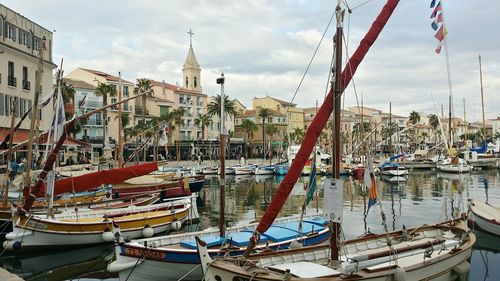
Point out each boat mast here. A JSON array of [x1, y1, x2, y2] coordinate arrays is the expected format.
[[478, 54, 486, 138], [388, 102, 392, 154], [331, 1, 344, 262], [117, 71, 123, 167], [2, 97, 18, 206], [24, 38, 45, 194], [217, 73, 226, 237], [463, 98, 467, 144]]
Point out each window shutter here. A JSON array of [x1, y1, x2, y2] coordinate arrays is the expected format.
[[0, 93, 4, 116]]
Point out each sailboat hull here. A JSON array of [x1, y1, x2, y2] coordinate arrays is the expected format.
[[200, 222, 475, 281], [468, 199, 500, 236]]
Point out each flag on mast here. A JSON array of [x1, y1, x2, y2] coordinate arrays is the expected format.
[[366, 154, 378, 212], [430, 1, 447, 54]]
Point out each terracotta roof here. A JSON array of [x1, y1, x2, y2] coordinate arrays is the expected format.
[[244, 108, 284, 116], [0, 129, 91, 148], [150, 80, 206, 96], [254, 96, 296, 106], [62, 78, 95, 90], [80, 68, 134, 84], [148, 96, 174, 103]]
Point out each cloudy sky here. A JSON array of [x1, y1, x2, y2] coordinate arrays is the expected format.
[[4, 0, 500, 121]]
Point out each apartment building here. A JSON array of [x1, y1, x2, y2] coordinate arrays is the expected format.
[[0, 4, 56, 137], [63, 78, 104, 150], [64, 68, 135, 149], [252, 96, 304, 133]]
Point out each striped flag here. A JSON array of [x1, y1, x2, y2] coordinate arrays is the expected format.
[[430, 2, 441, 18], [366, 154, 378, 212], [430, 1, 447, 54]]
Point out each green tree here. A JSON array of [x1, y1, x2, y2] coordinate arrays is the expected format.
[[207, 94, 237, 119], [428, 114, 440, 145], [408, 111, 421, 125], [95, 82, 117, 150], [258, 108, 272, 159], [194, 113, 212, 160], [240, 119, 258, 158], [265, 124, 278, 162], [172, 107, 187, 161], [134, 78, 154, 125]]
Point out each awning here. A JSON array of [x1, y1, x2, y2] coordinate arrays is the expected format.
[[0, 128, 92, 149]]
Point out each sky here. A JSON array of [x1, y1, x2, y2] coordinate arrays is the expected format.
[[4, 0, 500, 121]]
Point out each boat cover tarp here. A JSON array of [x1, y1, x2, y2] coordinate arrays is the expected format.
[[470, 140, 488, 154], [54, 162, 159, 195], [254, 0, 400, 236]]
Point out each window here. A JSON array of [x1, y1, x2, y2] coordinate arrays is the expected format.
[[185, 77, 189, 88], [0, 93, 4, 116], [22, 66, 30, 90], [194, 77, 197, 88], [18, 29, 29, 46], [0, 18, 3, 36], [6, 23, 16, 41], [8, 61, 16, 87], [123, 86, 129, 97], [33, 36, 41, 50]]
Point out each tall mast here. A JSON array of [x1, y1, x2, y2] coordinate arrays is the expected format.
[[217, 73, 226, 237], [24, 38, 45, 193], [117, 71, 123, 167], [331, 1, 343, 262], [463, 98, 467, 144], [3, 98, 18, 206], [478, 54, 486, 137], [440, 0, 454, 151], [388, 102, 392, 154]]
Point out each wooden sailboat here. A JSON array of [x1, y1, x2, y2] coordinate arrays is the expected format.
[[107, 74, 330, 281], [468, 199, 500, 237], [196, 1, 475, 280]]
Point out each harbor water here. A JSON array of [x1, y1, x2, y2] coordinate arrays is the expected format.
[[0, 169, 498, 281]]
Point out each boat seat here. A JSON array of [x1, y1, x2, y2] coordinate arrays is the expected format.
[[268, 261, 341, 278], [274, 221, 325, 235], [180, 235, 225, 249], [227, 232, 268, 247], [261, 226, 300, 242], [304, 217, 327, 227]]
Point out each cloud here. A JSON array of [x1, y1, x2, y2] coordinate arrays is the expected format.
[[3, 0, 499, 121]]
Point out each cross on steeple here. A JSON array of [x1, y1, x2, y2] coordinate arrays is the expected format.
[[188, 28, 194, 47]]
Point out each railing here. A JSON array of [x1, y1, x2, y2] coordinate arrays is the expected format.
[[8, 76, 17, 87], [86, 119, 103, 126], [85, 101, 103, 108], [22, 80, 31, 90]]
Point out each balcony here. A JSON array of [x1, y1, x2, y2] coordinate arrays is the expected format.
[[86, 119, 103, 126], [85, 100, 103, 108], [135, 107, 150, 116], [23, 80, 31, 91], [8, 76, 17, 87]]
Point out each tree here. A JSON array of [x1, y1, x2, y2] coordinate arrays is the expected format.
[[352, 121, 371, 147], [172, 107, 187, 161], [240, 119, 258, 158], [207, 94, 237, 119], [265, 124, 278, 162], [428, 114, 440, 145], [95, 82, 117, 151], [134, 78, 154, 125], [408, 111, 421, 125], [258, 108, 272, 159], [494, 131, 500, 140], [194, 113, 212, 160]]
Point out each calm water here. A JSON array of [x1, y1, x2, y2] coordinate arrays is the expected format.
[[1, 169, 499, 281]]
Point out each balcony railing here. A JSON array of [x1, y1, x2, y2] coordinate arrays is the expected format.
[[85, 101, 103, 108], [135, 107, 149, 115], [23, 80, 30, 90], [86, 119, 103, 126], [8, 76, 17, 87]]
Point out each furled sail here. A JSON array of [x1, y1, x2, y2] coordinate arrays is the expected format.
[[254, 0, 400, 236], [54, 162, 158, 195]]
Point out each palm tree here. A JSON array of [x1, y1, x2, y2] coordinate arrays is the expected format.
[[172, 107, 187, 161], [408, 111, 421, 125], [352, 122, 371, 147], [257, 108, 271, 159], [134, 78, 154, 125], [159, 111, 176, 160], [240, 119, 258, 158], [194, 113, 212, 160], [494, 131, 500, 141], [428, 114, 439, 145], [95, 82, 117, 151], [291, 127, 305, 145], [265, 124, 278, 163], [207, 94, 237, 118]]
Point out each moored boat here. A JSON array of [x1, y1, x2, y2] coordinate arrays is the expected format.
[[468, 199, 500, 236], [255, 165, 276, 175]]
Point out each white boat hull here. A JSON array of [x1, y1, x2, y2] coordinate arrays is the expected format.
[[437, 164, 472, 173], [255, 168, 275, 175], [469, 200, 500, 236], [380, 169, 407, 176]]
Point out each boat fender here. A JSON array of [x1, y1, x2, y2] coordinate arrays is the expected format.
[[393, 266, 406, 281], [452, 261, 470, 281], [142, 225, 154, 238], [102, 228, 115, 242], [2, 240, 21, 251], [289, 240, 303, 249], [107, 259, 144, 273], [171, 220, 182, 231]]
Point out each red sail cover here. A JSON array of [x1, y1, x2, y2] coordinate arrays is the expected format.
[[54, 162, 158, 195], [255, 0, 400, 235]]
